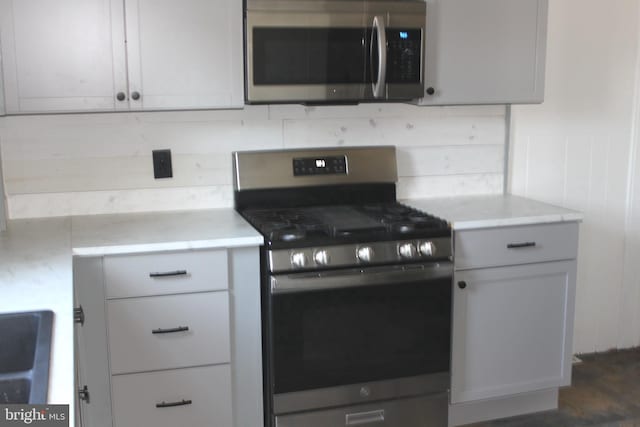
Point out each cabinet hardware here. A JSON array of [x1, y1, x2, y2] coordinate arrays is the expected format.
[[131, 91, 141, 101], [426, 87, 435, 95], [78, 385, 90, 403], [149, 270, 188, 278], [156, 399, 192, 408], [458, 281, 467, 289], [116, 92, 126, 102], [506, 242, 536, 249], [346, 409, 385, 425], [152, 326, 190, 334], [74, 306, 85, 325]]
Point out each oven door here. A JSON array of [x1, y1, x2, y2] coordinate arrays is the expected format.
[[266, 262, 452, 415]]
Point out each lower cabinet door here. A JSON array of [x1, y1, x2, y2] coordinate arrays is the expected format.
[[451, 260, 576, 403], [111, 365, 232, 427]]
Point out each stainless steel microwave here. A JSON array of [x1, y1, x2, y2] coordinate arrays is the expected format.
[[245, 0, 426, 104]]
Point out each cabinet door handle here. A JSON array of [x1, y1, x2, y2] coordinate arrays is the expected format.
[[116, 92, 126, 101], [131, 91, 141, 101], [155, 399, 192, 408], [426, 87, 435, 95], [152, 326, 189, 334], [458, 281, 467, 289], [149, 270, 188, 278], [507, 242, 536, 249]]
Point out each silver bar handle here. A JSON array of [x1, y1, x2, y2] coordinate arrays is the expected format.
[[346, 409, 385, 425], [271, 261, 452, 294], [371, 15, 387, 98]]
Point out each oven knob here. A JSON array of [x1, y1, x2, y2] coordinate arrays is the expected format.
[[398, 242, 418, 259], [419, 241, 437, 257], [291, 252, 308, 269], [356, 246, 375, 263], [314, 250, 331, 266]]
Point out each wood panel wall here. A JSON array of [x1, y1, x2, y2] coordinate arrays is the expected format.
[[0, 104, 505, 218], [509, 0, 640, 353]]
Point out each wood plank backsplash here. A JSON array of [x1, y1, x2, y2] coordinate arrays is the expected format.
[[0, 104, 505, 218]]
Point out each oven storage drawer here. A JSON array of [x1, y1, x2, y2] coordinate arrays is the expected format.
[[103, 249, 228, 299], [454, 222, 579, 270], [274, 394, 447, 427], [107, 292, 230, 374], [111, 365, 232, 427]]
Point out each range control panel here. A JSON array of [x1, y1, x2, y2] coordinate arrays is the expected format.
[[293, 156, 347, 176]]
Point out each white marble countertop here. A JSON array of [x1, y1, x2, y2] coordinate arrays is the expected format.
[[0, 208, 263, 422], [72, 208, 263, 256], [0, 217, 74, 416], [403, 194, 583, 230]]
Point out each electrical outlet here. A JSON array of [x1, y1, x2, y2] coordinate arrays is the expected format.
[[152, 149, 173, 179]]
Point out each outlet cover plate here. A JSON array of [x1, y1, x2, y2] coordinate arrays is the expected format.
[[152, 149, 173, 179]]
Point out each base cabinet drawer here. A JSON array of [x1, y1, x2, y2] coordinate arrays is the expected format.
[[111, 365, 232, 427], [275, 394, 447, 427], [454, 222, 579, 270], [104, 249, 228, 299], [107, 292, 230, 374]]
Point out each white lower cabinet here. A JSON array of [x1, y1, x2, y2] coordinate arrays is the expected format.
[[111, 365, 232, 427], [74, 246, 264, 427], [451, 261, 576, 403], [449, 222, 579, 426]]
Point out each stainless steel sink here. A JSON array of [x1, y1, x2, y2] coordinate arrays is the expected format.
[[0, 310, 53, 403]]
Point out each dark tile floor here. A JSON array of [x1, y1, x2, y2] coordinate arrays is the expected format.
[[467, 347, 640, 427]]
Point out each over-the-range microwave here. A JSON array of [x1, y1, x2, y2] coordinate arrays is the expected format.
[[245, 0, 426, 104]]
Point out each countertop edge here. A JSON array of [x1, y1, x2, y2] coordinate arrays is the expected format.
[[72, 236, 264, 257], [451, 213, 585, 230]]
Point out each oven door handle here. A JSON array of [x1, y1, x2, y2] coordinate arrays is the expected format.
[[270, 261, 453, 294]]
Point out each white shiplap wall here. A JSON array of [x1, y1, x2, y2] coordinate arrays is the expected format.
[[510, 0, 640, 353], [0, 104, 505, 219]]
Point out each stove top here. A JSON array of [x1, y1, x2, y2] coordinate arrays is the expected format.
[[241, 202, 450, 249]]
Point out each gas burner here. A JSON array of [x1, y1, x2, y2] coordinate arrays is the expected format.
[[391, 223, 416, 234], [270, 228, 307, 242]]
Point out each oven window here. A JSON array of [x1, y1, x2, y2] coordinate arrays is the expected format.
[[269, 278, 451, 394], [252, 28, 367, 85]]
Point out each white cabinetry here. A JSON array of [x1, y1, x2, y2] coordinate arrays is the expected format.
[[0, 0, 243, 114], [418, 0, 548, 105], [450, 222, 579, 426], [74, 246, 263, 427]]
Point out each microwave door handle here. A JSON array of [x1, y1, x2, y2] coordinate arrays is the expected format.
[[371, 15, 387, 98]]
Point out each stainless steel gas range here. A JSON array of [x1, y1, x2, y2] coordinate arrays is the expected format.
[[233, 146, 452, 427]]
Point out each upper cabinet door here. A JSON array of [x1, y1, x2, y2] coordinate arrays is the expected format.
[[419, 0, 548, 105], [124, 0, 244, 110], [0, 0, 128, 113]]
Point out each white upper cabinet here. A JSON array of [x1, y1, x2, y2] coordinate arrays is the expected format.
[[0, 0, 126, 113], [418, 0, 548, 105], [124, 0, 243, 110], [0, 0, 243, 114]]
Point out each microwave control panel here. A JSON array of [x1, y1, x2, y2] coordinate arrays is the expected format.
[[387, 29, 422, 83], [293, 156, 347, 176]]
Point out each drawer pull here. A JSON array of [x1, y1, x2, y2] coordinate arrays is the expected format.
[[507, 242, 536, 249], [155, 399, 192, 408], [152, 326, 190, 334], [149, 270, 188, 278], [345, 409, 385, 425]]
